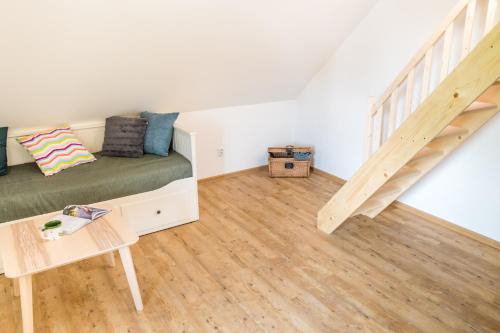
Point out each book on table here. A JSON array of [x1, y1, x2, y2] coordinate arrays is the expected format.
[[42, 205, 110, 238]]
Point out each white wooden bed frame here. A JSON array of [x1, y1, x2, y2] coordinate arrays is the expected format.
[[0, 122, 199, 273]]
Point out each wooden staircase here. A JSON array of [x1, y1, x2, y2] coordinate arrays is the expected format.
[[318, 0, 500, 234]]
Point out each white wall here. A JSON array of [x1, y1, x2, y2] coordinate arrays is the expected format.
[[179, 100, 298, 179], [296, 0, 500, 241]]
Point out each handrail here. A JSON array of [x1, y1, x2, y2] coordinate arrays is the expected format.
[[366, 0, 499, 158]]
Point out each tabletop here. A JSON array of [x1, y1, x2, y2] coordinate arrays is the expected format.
[[0, 205, 138, 278]]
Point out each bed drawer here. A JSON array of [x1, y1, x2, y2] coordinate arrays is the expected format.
[[120, 189, 197, 234]]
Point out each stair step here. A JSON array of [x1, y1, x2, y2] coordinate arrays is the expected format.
[[410, 147, 444, 163], [375, 185, 403, 198], [434, 126, 468, 140], [388, 167, 421, 184], [353, 199, 385, 217], [354, 183, 404, 217], [463, 101, 497, 112]]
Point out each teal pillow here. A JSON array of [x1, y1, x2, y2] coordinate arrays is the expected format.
[[0, 127, 7, 176], [140, 112, 179, 157]]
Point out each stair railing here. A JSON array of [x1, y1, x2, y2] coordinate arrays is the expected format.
[[365, 0, 499, 158]]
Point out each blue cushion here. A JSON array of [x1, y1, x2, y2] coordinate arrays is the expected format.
[[140, 112, 179, 157], [0, 127, 7, 176]]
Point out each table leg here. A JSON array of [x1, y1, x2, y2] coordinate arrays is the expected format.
[[118, 247, 143, 311], [13, 278, 20, 297], [19, 275, 33, 333], [104, 252, 116, 267]]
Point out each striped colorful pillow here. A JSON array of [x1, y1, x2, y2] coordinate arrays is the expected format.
[[17, 127, 96, 176]]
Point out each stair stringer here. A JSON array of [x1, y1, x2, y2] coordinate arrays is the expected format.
[[317, 24, 500, 234]]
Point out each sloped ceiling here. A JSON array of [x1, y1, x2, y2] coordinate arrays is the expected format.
[[0, 0, 377, 128]]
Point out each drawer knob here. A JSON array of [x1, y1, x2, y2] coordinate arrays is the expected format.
[[156, 210, 161, 215]]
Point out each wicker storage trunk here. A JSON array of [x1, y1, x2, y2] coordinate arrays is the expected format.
[[268, 146, 313, 178]]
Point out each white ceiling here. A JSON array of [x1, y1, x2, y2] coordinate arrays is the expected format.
[[0, 0, 377, 128]]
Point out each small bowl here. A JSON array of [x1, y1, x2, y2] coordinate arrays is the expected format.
[[43, 227, 62, 240]]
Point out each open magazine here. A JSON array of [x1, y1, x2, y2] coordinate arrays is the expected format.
[[41, 205, 110, 240]]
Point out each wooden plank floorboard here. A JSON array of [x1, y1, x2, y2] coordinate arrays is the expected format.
[[0, 168, 499, 332], [336, 219, 495, 332]]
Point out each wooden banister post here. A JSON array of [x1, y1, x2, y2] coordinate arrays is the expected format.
[[421, 48, 433, 102], [404, 69, 415, 119], [388, 91, 398, 133], [441, 24, 454, 80], [365, 97, 376, 159], [485, 0, 498, 33], [462, 0, 477, 59], [372, 105, 384, 153]]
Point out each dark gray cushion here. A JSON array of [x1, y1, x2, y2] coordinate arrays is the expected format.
[[0, 127, 7, 176], [102, 117, 148, 158]]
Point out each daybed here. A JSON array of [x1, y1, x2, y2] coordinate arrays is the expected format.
[[0, 123, 199, 273]]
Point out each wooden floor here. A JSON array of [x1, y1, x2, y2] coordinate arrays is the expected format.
[[1, 169, 499, 332]]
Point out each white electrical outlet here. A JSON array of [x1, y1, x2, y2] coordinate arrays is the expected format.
[[217, 147, 224, 157]]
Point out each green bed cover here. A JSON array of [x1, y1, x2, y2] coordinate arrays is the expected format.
[[0, 152, 192, 223]]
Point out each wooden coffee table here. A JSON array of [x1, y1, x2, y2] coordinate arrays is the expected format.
[[0, 205, 143, 333]]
